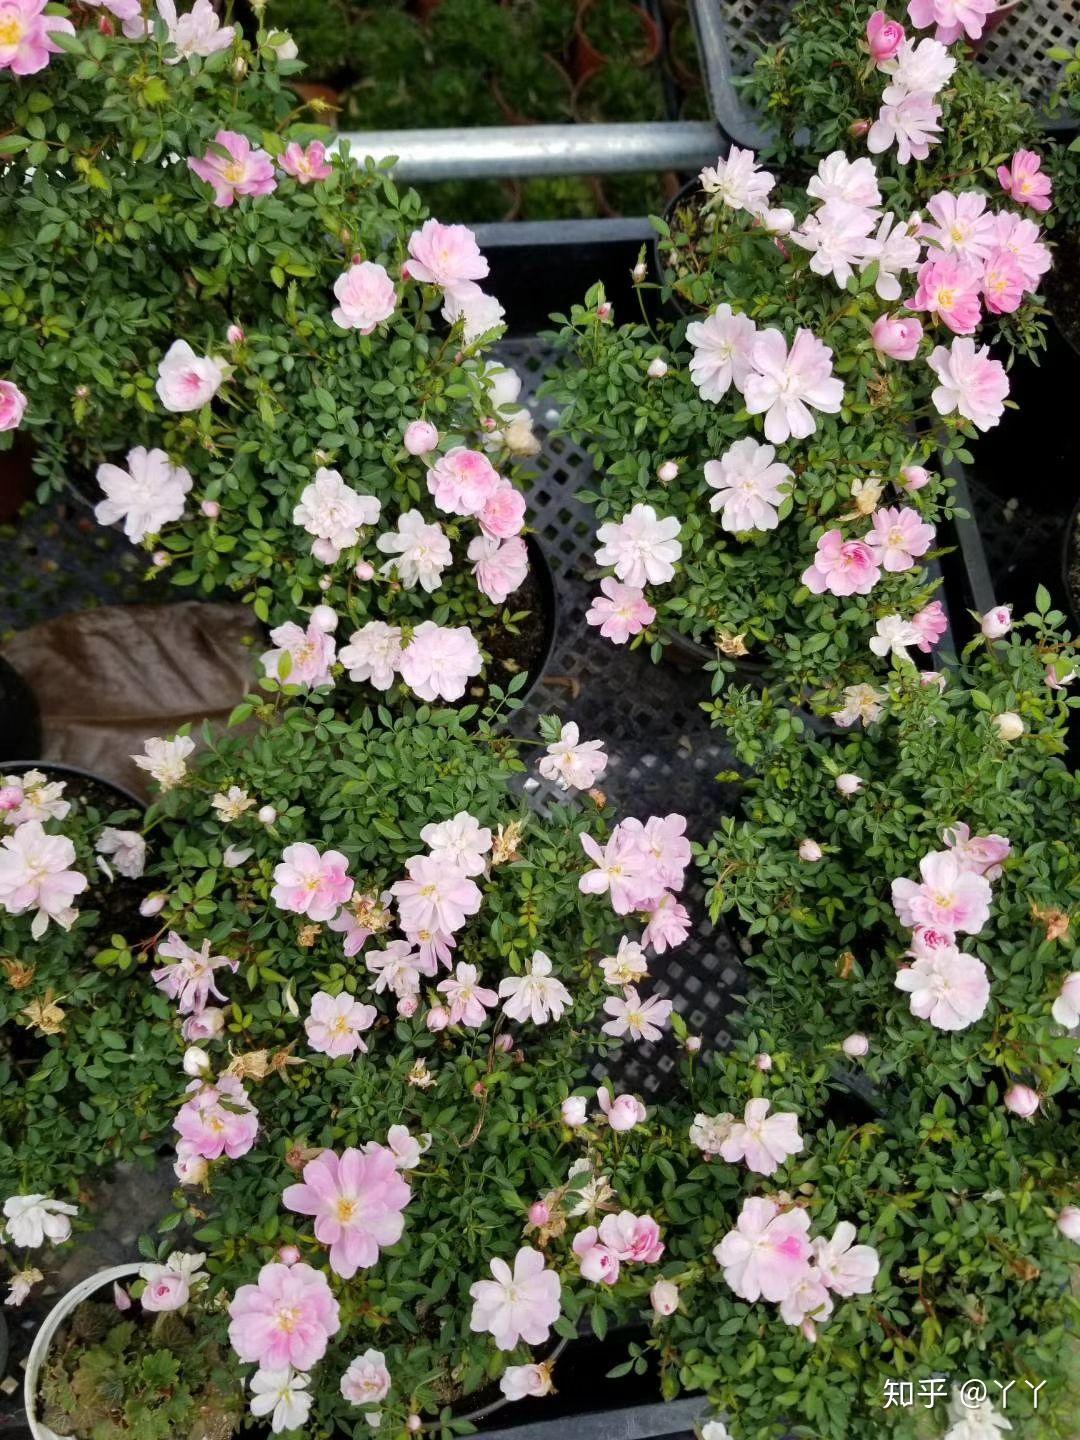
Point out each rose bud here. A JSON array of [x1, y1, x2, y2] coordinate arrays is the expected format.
[[841, 1033, 869, 1059], [1004, 1084, 1039, 1117], [992, 711, 1024, 742], [649, 1279, 679, 1316], [980, 605, 1013, 639]]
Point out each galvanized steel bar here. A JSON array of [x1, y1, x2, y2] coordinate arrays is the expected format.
[[334, 121, 720, 181]]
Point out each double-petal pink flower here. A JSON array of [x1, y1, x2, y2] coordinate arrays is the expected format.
[[283, 1146, 411, 1279]]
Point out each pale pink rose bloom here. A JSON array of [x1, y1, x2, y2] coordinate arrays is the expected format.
[[271, 843, 353, 921], [909, 600, 947, 652], [6, 1268, 42, 1307], [1003, 1083, 1039, 1117], [305, 990, 377, 1058], [152, 931, 236, 1014], [0, 821, 87, 938], [406, 219, 489, 296], [141, 1251, 206, 1312], [881, 37, 955, 100], [279, 139, 333, 184], [798, 837, 824, 862], [0, 770, 69, 826], [469, 1247, 561, 1350], [500, 1364, 554, 1401], [980, 605, 1012, 639], [441, 281, 506, 342], [1051, 972, 1080, 1029], [366, 940, 432, 1000], [294, 467, 381, 561], [404, 419, 439, 455], [779, 1268, 834, 1338], [561, 1095, 588, 1127], [538, 720, 607, 792], [595, 504, 682, 587], [997, 149, 1052, 214], [158, 0, 234, 60], [801, 530, 881, 597], [94, 446, 193, 542], [981, 249, 1026, 316], [650, 1279, 680, 1316], [987, 212, 1051, 290], [720, 1098, 803, 1176], [339, 622, 403, 692], [941, 821, 1010, 879], [1057, 1207, 1080, 1242], [261, 620, 337, 689], [872, 314, 923, 361], [248, 1368, 312, 1432], [806, 151, 882, 208], [928, 338, 1009, 431], [910, 256, 983, 334], [188, 130, 276, 208], [399, 622, 484, 702], [866, 9, 905, 63], [714, 1197, 813, 1303], [341, 1349, 391, 1406], [174, 1074, 259, 1160], [155, 339, 227, 412], [182, 1006, 224, 1042], [601, 987, 673, 1043], [867, 92, 942, 165], [832, 683, 885, 728], [698, 146, 774, 216], [895, 948, 990, 1029], [813, 1222, 880, 1296], [599, 1211, 664, 1264], [0, 0, 74, 76], [586, 577, 655, 644], [686, 304, 758, 402], [866, 505, 935, 572], [596, 1089, 646, 1132], [636, 813, 691, 889], [743, 328, 843, 445], [228, 1261, 340, 1371], [922, 190, 997, 264], [0, 379, 28, 430], [332, 262, 397, 334], [643, 893, 691, 952], [1, 1194, 78, 1248], [393, 851, 482, 934], [283, 1146, 410, 1278], [437, 961, 498, 1027], [377, 511, 452, 591], [791, 198, 878, 288], [907, 0, 996, 45], [578, 828, 652, 914], [499, 951, 572, 1025], [382, 1125, 431, 1171], [705, 438, 791, 533], [572, 1227, 620, 1284], [892, 850, 992, 934], [428, 447, 501, 517], [421, 812, 492, 876], [173, 1142, 208, 1185], [477, 479, 527, 539], [863, 211, 922, 301]]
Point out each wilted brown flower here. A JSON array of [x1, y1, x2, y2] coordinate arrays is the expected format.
[[21, 990, 65, 1035], [491, 820, 525, 866], [2, 957, 36, 990], [717, 630, 750, 658]]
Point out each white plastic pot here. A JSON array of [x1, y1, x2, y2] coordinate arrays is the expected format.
[[24, 1262, 142, 1440]]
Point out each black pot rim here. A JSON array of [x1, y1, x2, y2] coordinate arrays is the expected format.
[[650, 174, 703, 317], [519, 531, 559, 707], [1060, 493, 1080, 635], [1, 759, 145, 812]]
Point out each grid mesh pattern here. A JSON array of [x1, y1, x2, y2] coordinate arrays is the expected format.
[[716, 0, 1080, 108], [502, 339, 746, 1095]]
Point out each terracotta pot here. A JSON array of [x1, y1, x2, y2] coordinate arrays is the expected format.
[[571, 0, 660, 82], [411, 0, 445, 20], [491, 54, 574, 125], [289, 80, 342, 113]]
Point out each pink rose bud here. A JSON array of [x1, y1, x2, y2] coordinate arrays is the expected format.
[[1004, 1084, 1039, 1117], [632, 261, 647, 283], [579, 1245, 618, 1284], [649, 1279, 679, 1316], [354, 560, 376, 582], [257, 805, 277, 825], [113, 1282, 131, 1311], [597, 302, 612, 320], [406, 1418, 422, 1434], [425, 1006, 450, 1032], [494, 1033, 513, 1052], [200, 499, 220, 519], [227, 324, 245, 345], [310, 604, 338, 633], [685, 1035, 702, 1053], [528, 1201, 550, 1226], [848, 119, 871, 138], [397, 995, 419, 1018], [755, 1053, 772, 1072], [992, 711, 1024, 742], [658, 460, 679, 482], [311, 537, 340, 565], [871, 314, 923, 361], [836, 773, 864, 796], [318, 574, 334, 592], [842, 1033, 869, 1058], [278, 1244, 301, 1265], [481, 416, 497, 431], [561, 1095, 588, 1126], [151, 550, 169, 567], [798, 839, 823, 863], [866, 9, 905, 63], [900, 465, 930, 491], [647, 358, 669, 379], [139, 893, 167, 917], [980, 605, 1012, 639], [74, 384, 90, 400], [1057, 1206, 1080, 1243]]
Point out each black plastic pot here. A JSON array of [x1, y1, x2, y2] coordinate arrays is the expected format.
[[0, 657, 42, 763], [1061, 495, 1080, 635], [1, 759, 144, 813]]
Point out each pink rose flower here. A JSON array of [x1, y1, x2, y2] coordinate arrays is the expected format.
[[428, 447, 501, 517], [140, 1252, 206, 1313], [282, 1147, 410, 1278], [988, 212, 1052, 289], [872, 314, 923, 361], [867, 9, 905, 62], [261, 620, 337, 690], [813, 1222, 880, 1296], [228, 1261, 340, 1371], [719, 1098, 803, 1176], [867, 92, 942, 165], [801, 530, 881, 596], [596, 1089, 646, 1133], [910, 256, 982, 334], [980, 604, 1012, 639], [151, 931, 236, 1014], [714, 1197, 812, 1303], [437, 961, 498, 1027], [601, 987, 673, 1043], [0, 0, 74, 76], [393, 853, 481, 935], [477, 479, 527, 539], [403, 419, 439, 455], [398, 622, 483, 702], [95, 442, 195, 543], [907, 0, 995, 44], [928, 338, 1010, 431], [1003, 1083, 1039, 1117], [997, 149, 1052, 214], [278, 140, 333, 184], [922, 190, 997, 264], [0, 821, 87, 939], [272, 843, 353, 921], [866, 505, 935, 572], [305, 990, 377, 1057], [188, 130, 276, 208], [0, 379, 28, 431], [643, 893, 692, 952], [742, 327, 844, 445], [332, 262, 397, 334], [892, 850, 992, 936], [598, 1211, 664, 1264], [1051, 972, 1080, 1030], [468, 1247, 561, 1350], [341, 1349, 392, 1406], [572, 1227, 620, 1284], [981, 249, 1026, 315], [406, 219, 489, 297], [900, 464, 931, 491], [155, 339, 227, 413], [174, 1074, 258, 1160], [910, 600, 947, 652], [586, 577, 655, 644], [940, 821, 1010, 879]]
